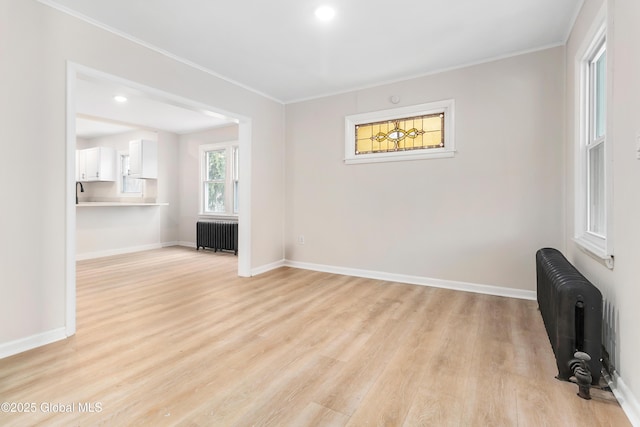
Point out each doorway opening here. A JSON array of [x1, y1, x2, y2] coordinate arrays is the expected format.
[[65, 62, 252, 336]]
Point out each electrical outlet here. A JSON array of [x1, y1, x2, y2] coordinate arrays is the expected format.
[[298, 235, 305, 245], [636, 133, 640, 159]]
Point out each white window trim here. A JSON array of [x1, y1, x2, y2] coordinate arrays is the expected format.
[[199, 140, 239, 219], [117, 150, 144, 198], [573, 10, 613, 269], [344, 99, 455, 165]]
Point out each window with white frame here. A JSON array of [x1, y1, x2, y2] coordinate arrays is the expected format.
[[575, 21, 612, 267], [587, 39, 606, 235], [344, 100, 455, 164], [118, 152, 143, 196], [200, 141, 239, 216]]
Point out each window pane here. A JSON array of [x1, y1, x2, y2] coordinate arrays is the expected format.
[[232, 146, 239, 213], [205, 182, 225, 213], [233, 146, 239, 180], [233, 180, 239, 213], [355, 113, 444, 155], [122, 154, 130, 176], [206, 150, 226, 180], [123, 176, 143, 193], [121, 155, 142, 193], [588, 142, 605, 235], [594, 50, 606, 139]]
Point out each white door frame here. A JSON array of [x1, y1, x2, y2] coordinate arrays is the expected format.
[[65, 62, 252, 336]]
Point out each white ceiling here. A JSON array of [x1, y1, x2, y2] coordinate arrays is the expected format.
[[75, 117, 137, 139], [46, 0, 583, 138], [42, 0, 583, 104], [75, 77, 233, 138]]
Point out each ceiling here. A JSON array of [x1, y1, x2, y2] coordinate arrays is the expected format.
[[42, 0, 583, 104], [75, 77, 233, 138], [40, 0, 583, 103]]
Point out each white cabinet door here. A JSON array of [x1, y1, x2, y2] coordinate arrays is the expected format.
[[76, 147, 116, 182], [76, 150, 85, 181], [84, 148, 101, 181], [128, 139, 157, 179]]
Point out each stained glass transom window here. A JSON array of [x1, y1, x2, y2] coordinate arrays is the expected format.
[[344, 99, 454, 164], [355, 113, 444, 155]]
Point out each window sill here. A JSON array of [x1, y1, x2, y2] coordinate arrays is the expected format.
[[345, 150, 455, 165], [198, 213, 238, 221], [573, 235, 614, 269]]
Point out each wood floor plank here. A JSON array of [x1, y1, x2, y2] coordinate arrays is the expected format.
[[401, 290, 480, 426], [289, 402, 350, 427], [345, 286, 444, 426], [0, 247, 631, 426]]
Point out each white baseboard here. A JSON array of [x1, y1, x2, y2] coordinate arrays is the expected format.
[[77, 247, 536, 301], [0, 327, 67, 360], [76, 243, 166, 260], [252, 259, 286, 276], [608, 371, 640, 426], [283, 260, 536, 300]]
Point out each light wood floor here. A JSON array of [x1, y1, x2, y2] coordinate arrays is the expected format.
[[0, 247, 630, 426]]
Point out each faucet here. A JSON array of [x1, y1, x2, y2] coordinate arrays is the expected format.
[[76, 181, 84, 204]]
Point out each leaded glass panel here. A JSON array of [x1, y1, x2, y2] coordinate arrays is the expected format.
[[355, 113, 444, 155]]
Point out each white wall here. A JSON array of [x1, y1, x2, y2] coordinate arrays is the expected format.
[[178, 125, 239, 247], [158, 132, 180, 246], [285, 47, 565, 292], [0, 0, 51, 346], [76, 207, 163, 259], [565, 0, 640, 422], [0, 0, 284, 352], [75, 129, 180, 258]]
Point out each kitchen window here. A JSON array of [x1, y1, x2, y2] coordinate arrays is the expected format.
[[118, 152, 143, 196], [200, 141, 239, 216]]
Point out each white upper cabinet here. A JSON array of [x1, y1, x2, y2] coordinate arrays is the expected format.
[[128, 139, 158, 179], [76, 147, 116, 182]]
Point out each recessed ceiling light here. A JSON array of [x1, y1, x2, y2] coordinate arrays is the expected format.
[[113, 95, 128, 103], [315, 6, 336, 21]]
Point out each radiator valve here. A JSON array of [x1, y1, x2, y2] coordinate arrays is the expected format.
[[568, 351, 592, 400]]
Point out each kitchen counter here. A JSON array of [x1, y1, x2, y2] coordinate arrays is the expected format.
[[76, 202, 169, 207]]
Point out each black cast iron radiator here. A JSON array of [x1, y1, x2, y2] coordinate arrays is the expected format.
[[535, 248, 602, 385], [196, 221, 238, 255]]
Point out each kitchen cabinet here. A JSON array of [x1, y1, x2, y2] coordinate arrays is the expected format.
[[128, 139, 157, 179], [76, 147, 116, 182]]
